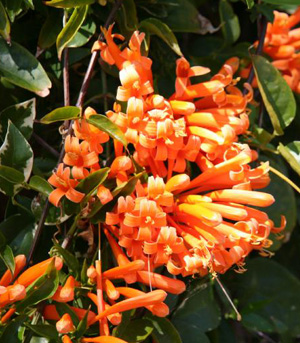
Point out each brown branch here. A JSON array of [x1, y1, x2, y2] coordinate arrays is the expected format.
[[32, 132, 60, 158], [27, 0, 123, 265]]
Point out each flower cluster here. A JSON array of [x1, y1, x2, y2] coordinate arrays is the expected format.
[[241, 7, 300, 93], [2, 22, 284, 343]]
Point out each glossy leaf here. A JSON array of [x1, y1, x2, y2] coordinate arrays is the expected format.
[[0, 1, 10, 42], [38, 9, 62, 50], [76, 168, 110, 195], [46, 0, 95, 8], [0, 165, 25, 184], [172, 281, 221, 339], [25, 324, 59, 340], [75, 307, 90, 338], [53, 240, 80, 277], [16, 259, 59, 312], [0, 38, 52, 97], [235, 258, 300, 336], [139, 18, 183, 56], [56, 5, 88, 60], [0, 98, 36, 140], [87, 114, 127, 147], [66, 16, 96, 48], [278, 141, 300, 177], [146, 314, 182, 343], [252, 55, 296, 135], [0, 244, 15, 274], [0, 121, 33, 196], [0, 315, 26, 343], [40, 106, 80, 124], [219, 0, 240, 45], [115, 319, 153, 343], [29, 175, 53, 196]]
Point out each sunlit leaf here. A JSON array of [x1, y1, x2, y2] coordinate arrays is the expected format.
[[56, 5, 88, 60], [139, 18, 182, 56], [0, 98, 36, 140], [278, 141, 300, 177], [252, 55, 296, 135], [29, 175, 53, 196], [87, 114, 127, 147], [245, 0, 255, 9], [0, 38, 52, 97], [0, 244, 15, 274], [40, 106, 80, 124]]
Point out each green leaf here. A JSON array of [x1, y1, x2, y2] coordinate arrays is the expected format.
[[0, 1, 10, 42], [116, 0, 138, 36], [261, 0, 300, 4], [138, 18, 182, 56], [66, 16, 96, 48], [0, 244, 15, 274], [80, 258, 88, 284], [146, 314, 182, 343], [76, 168, 110, 195], [56, 5, 88, 60], [25, 324, 59, 340], [115, 319, 154, 343], [278, 141, 300, 177], [253, 127, 274, 146], [235, 258, 300, 336], [261, 155, 297, 250], [75, 307, 90, 338], [0, 165, 25, 184], [219, 0, 241, 45], [16, 259, 59, 312], [245, 0, 255, 8], [172, 282, 221, 339], [0, 315, 26, 343], [252, 55, 296, 135], [89, 172, 145, 221], [53, 240, 80, 277], [46, 0, 95, 8], [0, 98, 36, 140], [29, 175, 53, 196], [38, 9, 62, 50], [2, 0, 23, 23], [0, 38, 52, 97], [156, 0, 217, 35], [87, 114, 127, 147], [40, 106, 80, 124], [0, 121, 33, 196]]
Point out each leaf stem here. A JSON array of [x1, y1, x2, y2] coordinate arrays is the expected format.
[[269, 165, 300, 195]]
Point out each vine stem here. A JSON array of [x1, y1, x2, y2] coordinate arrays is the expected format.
[[27, 0, 123, 265]]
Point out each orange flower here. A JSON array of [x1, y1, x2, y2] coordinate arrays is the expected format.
[[73, 107, 109, 155], [52, 276, 75, 303], [48, 164, 85, 207], [56, 313, 75, 334], [63, 135, 99, 179], [16, 257, 63, 288], [0, 255, 26, 287], [82, 337, 128, 343]]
